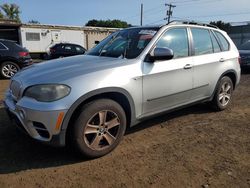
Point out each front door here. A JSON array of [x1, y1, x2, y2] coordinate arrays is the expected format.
[[142, 27, 193, 115]]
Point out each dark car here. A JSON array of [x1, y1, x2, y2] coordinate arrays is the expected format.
[[239, 41, 250, 69], [0, 39, 33, 79], [48, 43, 86, 59]]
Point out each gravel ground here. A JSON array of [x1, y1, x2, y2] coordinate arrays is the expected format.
[[0, 71, 249, 188]]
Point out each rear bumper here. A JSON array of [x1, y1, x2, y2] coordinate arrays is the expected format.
[[19, 58, 33, 68], [4, 92, 67, 147]]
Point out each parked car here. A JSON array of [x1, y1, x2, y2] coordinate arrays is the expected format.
[[238, 41, 250, 69], [4, 21, 241, 158], [48, 43, 86, 59], [0, 39, 32, 79]]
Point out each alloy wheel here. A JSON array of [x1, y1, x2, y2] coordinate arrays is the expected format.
[[218, 82, 232, 107], [83, 110, 120, 151], [2, 63, 18, 78]]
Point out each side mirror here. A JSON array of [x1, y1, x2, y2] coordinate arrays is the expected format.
[[147, 47, 174, 62]]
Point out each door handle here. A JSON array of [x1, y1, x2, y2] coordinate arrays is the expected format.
[[219, 58, 225, 62], [183, 64, 192, 69]]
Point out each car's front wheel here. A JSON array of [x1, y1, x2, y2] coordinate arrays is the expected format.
[[1, 61, 20, 79], [71, 99, 126, 158], [211, 76, 233, 111]]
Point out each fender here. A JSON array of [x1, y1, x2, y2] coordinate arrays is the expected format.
[[60, 87, 136, 131]]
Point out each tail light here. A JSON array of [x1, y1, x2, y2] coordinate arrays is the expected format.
[[238, 56, 241, 64], [19, 52, 29, 57], [50, 48, 55, 53]]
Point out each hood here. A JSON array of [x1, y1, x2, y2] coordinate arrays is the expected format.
[[13, 55, 127, 85]]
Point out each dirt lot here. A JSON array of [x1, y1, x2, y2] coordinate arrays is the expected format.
[[0, 71, 249, 188]]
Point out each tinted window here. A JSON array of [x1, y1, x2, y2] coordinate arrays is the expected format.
[[0, 42, 7, 50], [76, 46, 85, 53], [26, 32, 40, 41], [64, 45, 72, 51], [210, 32, 221, 53], [215, 31, 229, 51], [239, 41, 250, 50], [156, 28, 189, 58], [191, 28, 213, 55]]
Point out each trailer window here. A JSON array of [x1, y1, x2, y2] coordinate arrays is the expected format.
[[26, 32, 40, 41]]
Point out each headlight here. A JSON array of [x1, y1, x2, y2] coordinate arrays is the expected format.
[[24, 84, 71, 102]]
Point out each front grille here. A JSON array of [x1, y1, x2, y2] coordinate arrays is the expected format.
[[10, 80, 21, 99]]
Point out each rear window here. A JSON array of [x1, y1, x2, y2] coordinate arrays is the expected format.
[[215, 31, 229, 51], [239, 41, 250, 50], [0, 42, 7, 50]]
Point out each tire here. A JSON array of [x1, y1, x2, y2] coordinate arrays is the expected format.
[[1, 61, 20, 79], [71, 99, 126, 158], [211, 76, 233, 111]]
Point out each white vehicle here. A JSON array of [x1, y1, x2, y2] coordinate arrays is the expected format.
[[19, 24, 85, 58]]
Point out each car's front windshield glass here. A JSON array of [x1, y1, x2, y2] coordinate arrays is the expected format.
[[239, 41, 250, 50], [87, 27, 159, 59]]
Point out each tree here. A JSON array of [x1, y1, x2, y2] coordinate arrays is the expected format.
[[86, 19, 132, 28], [0, 10, 3, 19], [0, 3, 21, 22], [210, 21, 231, 31], [28, 20, 40, 24]]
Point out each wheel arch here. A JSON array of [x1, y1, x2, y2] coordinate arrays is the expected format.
[[0, 57, 19, 65], [220, 70, 237, 89], [62, 87, 136, 135], [210, 69, 237, 101]]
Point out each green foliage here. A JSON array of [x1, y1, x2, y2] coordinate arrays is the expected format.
[[210, 21, 231, 31], [0, 3, 21, 22], [0, 10, 3, 19], [86, 19, 132, 28], [28, 20, 40, 24]]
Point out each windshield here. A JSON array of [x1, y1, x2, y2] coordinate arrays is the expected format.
[[87, 27, 159, 59], [239, 41, 250, 50]]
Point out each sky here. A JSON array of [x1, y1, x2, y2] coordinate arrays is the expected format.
[[1, 0, 250, 26]]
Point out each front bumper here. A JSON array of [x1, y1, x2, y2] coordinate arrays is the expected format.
[[4, 92, 67, 146]]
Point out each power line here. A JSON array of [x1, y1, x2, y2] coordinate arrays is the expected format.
[[188, 11, 250, 19]]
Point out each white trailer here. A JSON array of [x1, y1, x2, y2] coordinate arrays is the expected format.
[[20, 24, 85, 58]]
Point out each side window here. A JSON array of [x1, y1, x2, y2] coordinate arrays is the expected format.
[[215, 31, 230, 51], [64, 45, 73, 51], [26, 32, 40, 41], [0, 42, 7, 50], [210, 31, 221, 53], [76, 46, 84, 53], [191, 28, 213, 55], [156, 28, 189, 58]]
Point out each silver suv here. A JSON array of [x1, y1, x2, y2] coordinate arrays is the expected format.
[[4, 21, 241, 158]]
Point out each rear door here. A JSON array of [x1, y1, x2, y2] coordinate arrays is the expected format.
[[190, 27, 226, 100], [142, 27, 193, 115]]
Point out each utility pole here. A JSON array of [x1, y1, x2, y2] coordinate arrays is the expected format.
[[140, 3, 143, 26], [165, 3, 176, 24]]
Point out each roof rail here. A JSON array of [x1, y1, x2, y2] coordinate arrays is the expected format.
[[168, 20, 218, 29]]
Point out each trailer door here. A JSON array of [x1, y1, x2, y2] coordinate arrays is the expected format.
[[51, 31, 61, 42]]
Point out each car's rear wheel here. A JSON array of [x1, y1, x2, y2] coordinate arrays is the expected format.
[[1, 61, 20, 79], [71, 99, 126, 158], [211, 76, 233, 111]]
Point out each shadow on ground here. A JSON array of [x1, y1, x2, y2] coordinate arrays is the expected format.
[[0, 103, 212, 174]]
